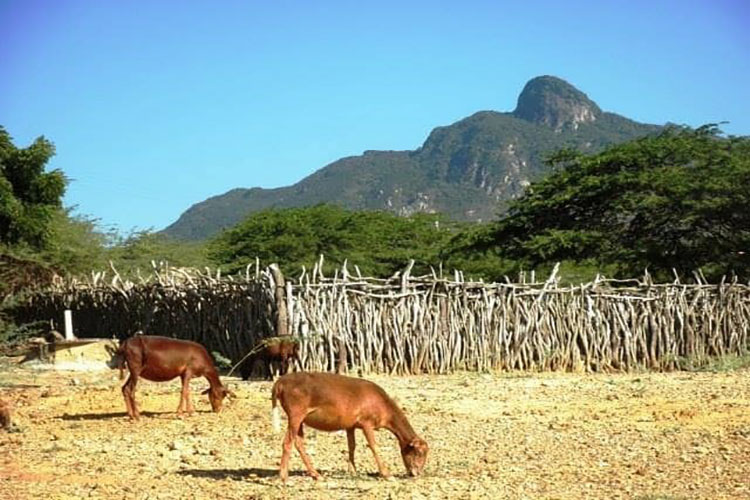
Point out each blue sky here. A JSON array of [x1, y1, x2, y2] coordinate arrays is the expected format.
[[1, 1, 748, 234]]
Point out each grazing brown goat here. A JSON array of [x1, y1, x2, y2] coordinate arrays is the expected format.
[[239, 337, 299, 380], [271, 372, 429, 482], [117, 335, 234, 420]]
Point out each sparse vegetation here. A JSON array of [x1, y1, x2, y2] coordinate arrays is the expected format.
[[676, 352, 750, 373]]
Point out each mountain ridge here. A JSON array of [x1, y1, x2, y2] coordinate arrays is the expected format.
[[163, 76, 661, 240]]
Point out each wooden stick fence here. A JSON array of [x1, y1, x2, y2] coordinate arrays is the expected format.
[[11, 261, 750, 374], [12, 262, 278, 365]]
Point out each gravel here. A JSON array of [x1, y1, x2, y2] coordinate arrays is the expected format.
[[1, 359, 749, 499]]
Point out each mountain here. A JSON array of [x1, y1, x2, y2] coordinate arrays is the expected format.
[[163, 76, 661, 240]]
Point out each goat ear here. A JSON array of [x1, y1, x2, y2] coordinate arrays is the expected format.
[[409, 438, 428, 453], [201, 388, 211, 395], [224, 388, 237, 399]]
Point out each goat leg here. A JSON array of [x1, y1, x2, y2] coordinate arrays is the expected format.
[[178, 373, 194, 416], [294, 425, 319, 480], [362, 425, 390, 478], [122, 374, 140, 421], [346, 429, 358, 474], [279, 427, 295, 482]]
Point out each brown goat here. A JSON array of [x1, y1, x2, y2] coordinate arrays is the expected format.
[[239, 337, 299, 380], [271, 372, 428, 481], [117, 335, 234, 420]]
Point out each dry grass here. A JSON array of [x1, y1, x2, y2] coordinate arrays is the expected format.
[[1, 358, 749, 499]]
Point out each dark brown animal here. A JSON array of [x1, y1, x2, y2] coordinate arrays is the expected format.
[[117, 335, 234, 420], [271, 372, 429, 482], [239, 337, 299, 380]]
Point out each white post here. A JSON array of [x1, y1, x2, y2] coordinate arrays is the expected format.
[[64, 310, 75, 340]]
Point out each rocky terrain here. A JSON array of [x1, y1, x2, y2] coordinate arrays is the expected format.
[[1, 357, 748, 499]]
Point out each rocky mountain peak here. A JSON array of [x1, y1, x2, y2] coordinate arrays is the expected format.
[[163, 75, 659, 240], [512, 75, 601, 131]]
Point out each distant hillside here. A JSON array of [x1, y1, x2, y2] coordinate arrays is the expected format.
[[163, 76, 661, 240]]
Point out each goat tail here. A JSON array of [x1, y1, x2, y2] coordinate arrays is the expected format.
[[271, 380, 282, 433], [118, 354, 128, 380], [271, 405, 281, 433]]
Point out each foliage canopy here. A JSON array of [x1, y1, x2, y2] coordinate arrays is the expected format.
[[207, 204, 457, 277], [449, 125, 750, 281], [0, 127, 67, 249]]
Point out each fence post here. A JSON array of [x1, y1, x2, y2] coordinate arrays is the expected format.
[[64, 309, 75, 340], [269, 264, 288, 337]]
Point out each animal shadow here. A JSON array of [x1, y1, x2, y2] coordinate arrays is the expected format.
[[60, 410, 171, 421], [177, 467, 410, 487], [177, 467, 308, 481]]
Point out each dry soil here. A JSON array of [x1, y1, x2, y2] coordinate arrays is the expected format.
[[1, 357, 749, 499]]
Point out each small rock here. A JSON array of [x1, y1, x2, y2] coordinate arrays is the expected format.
[[168, 440, 185, 451]]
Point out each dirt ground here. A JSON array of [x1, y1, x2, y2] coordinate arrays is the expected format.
[[1, 357, 749, 500]]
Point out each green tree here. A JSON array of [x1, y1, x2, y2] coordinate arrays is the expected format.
[[106, 230, 210, 274], [36, 209, 113, 275], [449, 125, 750, 281], [0, 127, 67, 249], [207, 204, 455, 277]]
